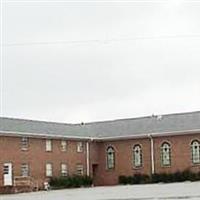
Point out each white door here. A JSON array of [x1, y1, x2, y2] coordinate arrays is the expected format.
[[3, 163, 13, 186]]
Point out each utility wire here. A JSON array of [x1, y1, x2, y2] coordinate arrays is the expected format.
[[2, 0, 169, 2], [3, 0, 200, 4], [1, 34, 200, 47], [3, 0, 200, 2]]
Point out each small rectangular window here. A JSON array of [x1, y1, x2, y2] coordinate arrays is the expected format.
[[21, 163, 29, 177], [21, 137, 29, 151], [46, 139, 52, 152], [76, 164, 84, 176], [61, 163, 67, 176], [77, 142, 83, 153], [61, 140, 67, 152], [46, 163, 53, 177]]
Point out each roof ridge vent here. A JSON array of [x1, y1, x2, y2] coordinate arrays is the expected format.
[[151, 114, 163, 120], [81, 122, 85, 126], [156, 115, 162, 120]]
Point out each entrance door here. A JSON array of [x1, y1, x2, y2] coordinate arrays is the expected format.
[[3, 163, 13, 186], [92, 164, 98, 186]]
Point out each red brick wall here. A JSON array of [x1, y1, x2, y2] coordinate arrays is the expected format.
[[154, 133, 200, 174], [94, 138, 151, 185], [0, 136, 87, 188], [93, 133, 200, 185], [89, 141, 100, 185], [1, 133, 200, 188]]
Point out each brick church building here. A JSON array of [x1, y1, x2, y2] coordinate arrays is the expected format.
[[0, 111, 200, 191]]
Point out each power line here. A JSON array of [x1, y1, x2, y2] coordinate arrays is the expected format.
[[1, 34, 200, 47], [3, 0, 200, 2], [2, 0, 169, 2], [3, 0, 200, 4]]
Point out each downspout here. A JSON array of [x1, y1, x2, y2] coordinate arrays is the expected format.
[[148, 134, 155, 174], [86, 141, 90, 176]]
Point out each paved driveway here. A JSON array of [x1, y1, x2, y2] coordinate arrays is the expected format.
[[1, 181, 200, 200]]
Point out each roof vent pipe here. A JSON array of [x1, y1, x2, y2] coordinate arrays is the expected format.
[[157, 115, 162, 120]]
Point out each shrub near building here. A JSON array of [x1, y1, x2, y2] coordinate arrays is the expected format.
[[119, 170, 200, 185], [49, 176, 93, 189]]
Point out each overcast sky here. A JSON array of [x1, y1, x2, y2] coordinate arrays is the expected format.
[[1, 0, 200, 123]]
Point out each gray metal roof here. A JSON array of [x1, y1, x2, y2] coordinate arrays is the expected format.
[[0, 111, 200, 139]]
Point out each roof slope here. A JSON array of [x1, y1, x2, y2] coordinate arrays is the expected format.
[[0, 111, 200, 139]]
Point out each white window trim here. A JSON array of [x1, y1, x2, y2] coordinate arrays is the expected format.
[[21, 137, 29, 151], [191, 140, 200, 164], [77, 142, 84, 153], [161, 142, 171, 167], [61, 140, 67, 152], [61, 163, 68, 176], [133, 144, 142, 168], [46, 163, 53, 177], [46, 139, 52, 152], [106, 146, 115, 170], [21, 163, 29, 177], [76, 164, 84, 176]]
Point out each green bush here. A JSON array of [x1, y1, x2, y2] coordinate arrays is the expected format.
[[49, 175, 93, 189], [119, 170, 200, 185], [133, 174, 150, 184], [119, 176, 128, 184], [119, 174, 150, 185], [197, 171, 200, 179], [151, 173, 160, 183], [151, 170, 200, 183]]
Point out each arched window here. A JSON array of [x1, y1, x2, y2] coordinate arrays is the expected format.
[[161, 142, 171, 166], [106, 146, 115, 169], [191, 140, 200, 164], [133, 145, 142, 167]]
